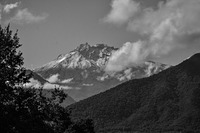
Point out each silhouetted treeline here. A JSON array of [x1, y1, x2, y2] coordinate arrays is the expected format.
[[0, 25, 95, 133]]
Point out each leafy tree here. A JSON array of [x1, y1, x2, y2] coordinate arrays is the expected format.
[[0, 25, 95, 133], [0, 25, 28, 86]]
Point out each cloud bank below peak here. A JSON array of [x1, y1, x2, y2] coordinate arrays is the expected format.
[[24, 78, 72, 90]]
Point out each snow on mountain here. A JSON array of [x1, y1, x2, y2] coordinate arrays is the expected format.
[[34, 43, 170, 101], [36, 43, 114, 71]]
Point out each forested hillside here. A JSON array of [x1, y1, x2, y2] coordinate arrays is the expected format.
[[69, 53, 200, 133]]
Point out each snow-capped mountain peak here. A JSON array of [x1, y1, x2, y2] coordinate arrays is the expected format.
[[36, 43, 117, 71], [34, 43, 170, 101]]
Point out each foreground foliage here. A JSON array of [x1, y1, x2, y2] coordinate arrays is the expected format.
[[0, 25, 94, 133]]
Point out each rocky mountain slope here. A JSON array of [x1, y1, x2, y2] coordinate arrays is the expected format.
[[34, 43, 170, 101], [69, 53, 200, 133]]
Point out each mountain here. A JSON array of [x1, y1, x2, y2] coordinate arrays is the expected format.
[[41, 89, 76, 107], [34, 43, 169, 101], [24, 70, 76, 106], [68, 53, 200, 133], [25, 70, 49, 85]]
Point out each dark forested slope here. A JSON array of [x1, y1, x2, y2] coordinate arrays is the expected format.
[[69, 53, 200, 133]]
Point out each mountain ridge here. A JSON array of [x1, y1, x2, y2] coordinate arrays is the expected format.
[[68, 52, 200, 132]]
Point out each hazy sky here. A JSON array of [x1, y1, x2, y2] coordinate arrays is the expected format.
[[0, 0, 200, 68]]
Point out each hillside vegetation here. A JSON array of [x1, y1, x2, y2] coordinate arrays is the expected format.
[[69, 53, 200, 133]]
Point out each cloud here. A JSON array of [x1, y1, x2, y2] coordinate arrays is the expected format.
[[105, 0, 200, 71], [43, 83, 72, 89], [61, 78, 73, 84], [43, 83, 59, 89], [7, 8, 48, 24], [128, 0, 200, 37], [3, 2, 19, 13], [23, 78, 71, 90], [47, 74, 60, 83], [0, 4, 2, 24], [104, 0, 140, 25], [82, 83, 93, 87], [23, 78, 42, 88], [106, 41, 148, 71]]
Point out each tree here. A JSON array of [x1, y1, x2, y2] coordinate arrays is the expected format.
[[0, 25, 95, 133], [0, 24, 29, 109], [0, 25, 28, 86]]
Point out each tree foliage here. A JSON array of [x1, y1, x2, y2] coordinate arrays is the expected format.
[[0, 25, 28, 86], [0, 25, 94, 133]]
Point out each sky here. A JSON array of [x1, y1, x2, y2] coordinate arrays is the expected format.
[[0, 0, 200, 69]]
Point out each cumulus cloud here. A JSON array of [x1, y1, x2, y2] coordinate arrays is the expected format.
[[105, 0, 200, 71], [104, 0, 140, 25], [47, 74, 60, 83], [7, 8, 48, 24], [106, 41, 148, 71], [3, 2, 19, 13]]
